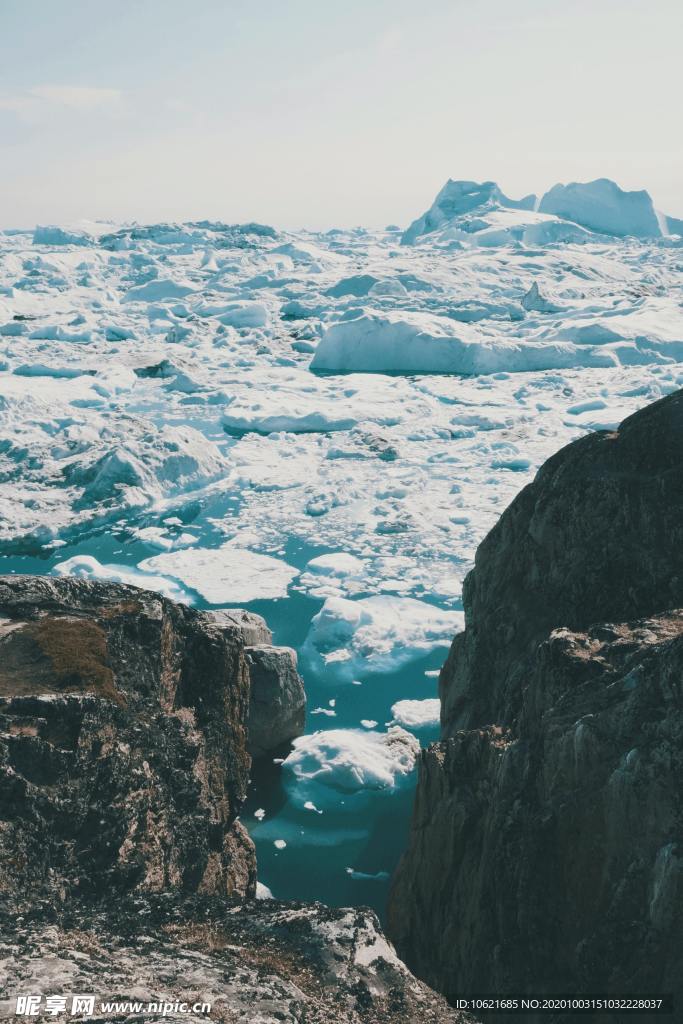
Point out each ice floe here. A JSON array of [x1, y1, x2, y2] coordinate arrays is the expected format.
[[282, 726, 420, 804], [303, 595, 464, 682], [139, 544, 299, 604], [390, 698, 441, 731]]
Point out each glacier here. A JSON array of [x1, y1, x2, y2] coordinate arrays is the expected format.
[[1, 177, 682, 913]]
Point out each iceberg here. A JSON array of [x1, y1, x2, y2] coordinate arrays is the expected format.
[[538, 178, 662, 238], [402, 179, 536, 244], [311, 309, 619, 375], [303, 594, 463, 682], [283, 726, 420, 805], [391, 698, 441, 731]]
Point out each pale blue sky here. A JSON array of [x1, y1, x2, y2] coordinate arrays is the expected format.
[[1, 0, 681, 229]]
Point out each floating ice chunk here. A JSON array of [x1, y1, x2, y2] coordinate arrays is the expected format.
[[28, 324, 91, 343], [391, 698, 441, 731], [274, 839, 287, 850], [369, 278, 408, 297], [123, 278, 195, 302], [139, 543, 299, 604], [325, 274, 379, 298], [216, 301, 269, 328], [283, 727, 420, 802], [53, 555, 189, 602], [33, 225, 94, 246], [0, 321, 26, 336], [221, 382, 403, 434], [566, 398, 608, 415], [13, 363, 85, 379], [521, 282, 564, 313], [254, 808, 266, 821], [304, 801, 323, 814], [311, 309, 618, 376], [360, 720, 378, 729], [345, 867, 390, 881], [563, 406, 633, 432], [104, 324, 137, 341], [306, 553, 365, 576], [255, 881, 273, 899], [223, 400, 361, 435], [92, 364, 137, 396], [303, 595, 463, 682]]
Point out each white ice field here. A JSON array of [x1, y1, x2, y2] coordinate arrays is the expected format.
[[2, 177, 682, 911]]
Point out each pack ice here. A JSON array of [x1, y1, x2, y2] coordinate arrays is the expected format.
[[1, 179, 682, 908]]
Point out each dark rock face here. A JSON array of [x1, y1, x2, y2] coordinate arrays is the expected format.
[[440, 388, 683, 735], [388, 390, 683, 1016], [246, 644, 306, 759], [0, 574, 259, 903], [0, 575, 306, 904]]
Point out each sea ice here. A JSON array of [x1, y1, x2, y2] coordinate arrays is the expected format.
[[311, 309, 619, 376], [282, 727, 420, 803], [54, 555, 190, 602], [303, 595, 464, 681], [1, 176, 683, 909], [390, 698, 441, 730], [139, 543, 299, 604]]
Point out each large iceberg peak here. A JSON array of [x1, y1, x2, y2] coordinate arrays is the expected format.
[[401, 179, 537, 244], [403, 174, 682, 246], [538, 177, 662, 238]]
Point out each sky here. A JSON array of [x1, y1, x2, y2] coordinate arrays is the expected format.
[[1, 0, 681, 230]]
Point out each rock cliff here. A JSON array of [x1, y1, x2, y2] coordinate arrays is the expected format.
[[388, 390, 683, 1017], [0, 575, 297, 904], [0, 574, 469, 1024]]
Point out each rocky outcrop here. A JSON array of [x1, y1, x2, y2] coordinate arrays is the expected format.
[[440, 389, 683, 736], [0, 894, 476, 1023], [388, 390, 683, 1016], [0, 574, 468, 1023], [246, 644, 306, 759], [0, 575, 305, 904], [0, 575, 264, 904]]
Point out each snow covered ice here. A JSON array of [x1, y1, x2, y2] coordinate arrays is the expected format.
[[282, 726, 420, 804], [390, 698, 441, 732], [1, 178, 682, 913], [303, 594, 463, 682]]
